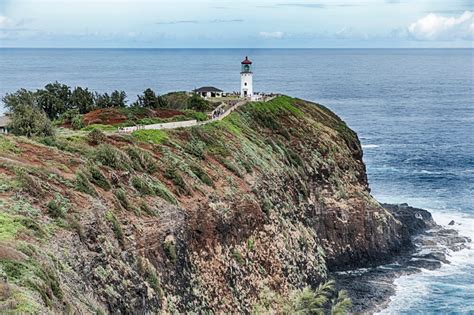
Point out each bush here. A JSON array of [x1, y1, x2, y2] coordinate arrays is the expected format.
[[190, 165, 213, 187], [7, 103, 54, 138], [87, 129, 107, 145], [75, 170, 97, 196], [71, 115, 85, 130], [139, 201, 157, 216], [105, 211, 124, 246], [88, 165, 111, 190], [131, 176, 153, 195], [150, 180, 178, 205], [232, 249, 245, 265], [46, 194, 69, 218], [114, 189, 130, 210], [126, 146, 157, 173], [187, 94, 210, 111], [163, 241, 177, 263], [185, 140, 206, 159], [95, 144, 131, 171], [164, 168, 190, 195]]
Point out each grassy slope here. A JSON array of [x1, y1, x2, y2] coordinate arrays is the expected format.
[[0, 96, 394, 313]]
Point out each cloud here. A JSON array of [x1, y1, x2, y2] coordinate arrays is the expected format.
[[259, 31, 284, 39], [0, 16, 28, 30], [408, 11, 473, 40], [0, 15, 30, 40], [156, 19, 243, 25]]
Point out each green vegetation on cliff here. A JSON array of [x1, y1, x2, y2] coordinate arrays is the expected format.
[[0, 95, 399, 314]]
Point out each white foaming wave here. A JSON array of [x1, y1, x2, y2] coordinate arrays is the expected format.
[[362, 144, 380, 149], [377, 208, 474, 314]]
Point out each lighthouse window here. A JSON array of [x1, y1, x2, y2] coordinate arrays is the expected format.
[[244, 82, 247, 86]]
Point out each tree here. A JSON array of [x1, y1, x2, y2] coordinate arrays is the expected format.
[[3, 88, 54, 137], [36, 82, 71, 119], [135, 88, 167, 109], [110, 90, 127, 107], [187, 93, 210, 111], [70, 87, 95, 114], [95, 92, 112, 108]]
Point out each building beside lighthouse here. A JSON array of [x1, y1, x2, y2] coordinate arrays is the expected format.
[[240, 56, 253, 98]]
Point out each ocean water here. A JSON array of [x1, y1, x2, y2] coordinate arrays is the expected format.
[[1, 48, 473, 313]]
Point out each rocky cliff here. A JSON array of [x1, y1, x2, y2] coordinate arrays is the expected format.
[[0, 96, 408, 313]]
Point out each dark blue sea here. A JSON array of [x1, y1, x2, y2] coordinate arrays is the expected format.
[[1, 48, 473, 313]]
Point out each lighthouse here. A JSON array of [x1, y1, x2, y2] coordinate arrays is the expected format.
[[240, 56, 253, 98]]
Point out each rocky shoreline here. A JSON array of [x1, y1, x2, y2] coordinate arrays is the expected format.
[[334, 203, 471, 314]]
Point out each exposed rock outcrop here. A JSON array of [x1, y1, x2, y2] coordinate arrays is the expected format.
[[0, 96, 447, 313]]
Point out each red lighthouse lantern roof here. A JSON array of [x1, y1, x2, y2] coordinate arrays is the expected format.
[[241, 56, 252, 64]]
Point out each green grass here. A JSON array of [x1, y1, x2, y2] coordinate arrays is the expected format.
[[95, 144, 132, 171], [163, 241, 177, 263], [132, 130, 168, 145], [105, 211, 124, 246], [0, 212, 22, 241], [82, 124, 117, 132], [0, 136, 20, 153]]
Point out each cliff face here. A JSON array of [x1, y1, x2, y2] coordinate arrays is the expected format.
[[0, 96, 404, 313]]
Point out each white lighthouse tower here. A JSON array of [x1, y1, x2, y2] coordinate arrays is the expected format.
[[240, 56, 253, 98]]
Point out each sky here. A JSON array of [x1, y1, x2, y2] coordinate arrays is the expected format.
[[0, 0, 472, 48]]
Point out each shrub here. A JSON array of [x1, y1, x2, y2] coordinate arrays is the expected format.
[[217, 156, 243, 178], [232, 249, 245, 265], [95, 144, 131, 171], [147, 269, 162, 296], [88, 165, 111, 190], [185, 140, 206, 159], [87, 129, 106, 145], [187, 93, 210, 111], [71, 115, 85, 130], [150, 180, 178, 205], [164, 168, 190, 195], [7, 103, 55, 137], [163, 241, 177, 263], [114, 189, 130, 210], [131, 176, 153, 195], [190, 165, 213, 187], [105, 211, 124, 246], [126, 146, 157, 173], [75, 170, 97, 196], [47, 197, 66, 219], [139, 201, 157, 216]]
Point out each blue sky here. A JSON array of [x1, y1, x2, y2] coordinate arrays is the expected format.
[[0, 0, 472, 48]]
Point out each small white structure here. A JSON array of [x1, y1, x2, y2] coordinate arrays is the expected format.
[[194, 86, 223, 98], [0, 114, 11, 134], [240, 56, 253, 98]]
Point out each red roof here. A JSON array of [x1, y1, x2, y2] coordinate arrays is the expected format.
[[241, 56, 252, 64]]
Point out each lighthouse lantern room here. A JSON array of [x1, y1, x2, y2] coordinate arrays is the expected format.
[[240, 56, 253, 98]]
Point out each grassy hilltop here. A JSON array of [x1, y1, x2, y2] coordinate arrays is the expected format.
[[0, 95, 402, 313]]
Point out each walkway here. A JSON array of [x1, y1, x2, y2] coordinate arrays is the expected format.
[[118, 95, 276, 133]]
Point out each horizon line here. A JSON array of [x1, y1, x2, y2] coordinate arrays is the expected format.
[[1, 47, 473, 50]]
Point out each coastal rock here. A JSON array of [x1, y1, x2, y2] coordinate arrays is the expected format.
[[335, 204, 471, 313], [0, 96, 464, 313]]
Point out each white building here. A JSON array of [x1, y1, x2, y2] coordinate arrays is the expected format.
[[194, 86, 224, 98], [240, 56, 253, 98], [0, 115, 11, 134]]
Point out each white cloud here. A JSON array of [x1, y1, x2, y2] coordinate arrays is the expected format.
[[0, 16, 16, 29], [259, 31, 284, 39], [408, 11, 473, 40]]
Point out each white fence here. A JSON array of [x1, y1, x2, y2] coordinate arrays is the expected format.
[[118, 119, 198, 133], [117, 95, 278, 133]]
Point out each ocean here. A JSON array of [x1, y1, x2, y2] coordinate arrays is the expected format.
[[1, 48, 473, 313]]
